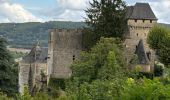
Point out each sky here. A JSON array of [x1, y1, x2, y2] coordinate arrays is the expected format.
[[0, 0, 169, 24]]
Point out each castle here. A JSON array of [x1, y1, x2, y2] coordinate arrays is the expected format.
[[19, 3, 157, 94]]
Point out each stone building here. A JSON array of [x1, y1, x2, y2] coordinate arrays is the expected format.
[[19, 43, 48, 94], [47, 29, 83, 82], [125, 3, 157, 72]]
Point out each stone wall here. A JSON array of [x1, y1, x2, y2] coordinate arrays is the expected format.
[[19, 62, 32, 94], [48, 29, 83, 79]]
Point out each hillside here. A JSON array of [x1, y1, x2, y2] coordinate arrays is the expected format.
[[0, 21, 86, 48], [0, 21, 169, 49]]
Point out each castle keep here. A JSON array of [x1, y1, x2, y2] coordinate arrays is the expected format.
[[47, 29, 83, 81], [125, 3, 157, 72], [19, 2, 157, 94]]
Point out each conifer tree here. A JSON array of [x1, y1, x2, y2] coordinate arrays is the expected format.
[[83, 0, 126, 49], [0, 38, 18, 96]]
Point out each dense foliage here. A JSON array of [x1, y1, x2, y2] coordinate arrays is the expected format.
[[0, 38, 18, 97], [61, 37, 170, 100], [147, 26, 170, 66], [72, 37, 126, 83], [83, 0, 126, 49]]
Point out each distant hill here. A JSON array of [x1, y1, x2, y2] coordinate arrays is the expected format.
[[159, 23, 170, 28], [0, 21, 169, 49], [0, 21, 86, 48]]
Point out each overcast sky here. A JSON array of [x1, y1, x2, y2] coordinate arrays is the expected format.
[[0, 0, 169, 24]]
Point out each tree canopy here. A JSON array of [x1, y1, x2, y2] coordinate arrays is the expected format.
[[147, 26, 170, 66]]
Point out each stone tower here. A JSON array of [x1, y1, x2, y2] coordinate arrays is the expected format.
[[47, 29, 83, 82], [125, 3, 158, 72]]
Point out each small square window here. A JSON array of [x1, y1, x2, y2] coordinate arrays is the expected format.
[[143, 20, 145, 23], [135, 19, 137, 22], [150, 20, 152, 23]]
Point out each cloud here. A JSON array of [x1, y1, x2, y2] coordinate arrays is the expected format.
[[37, 0, 92, 22], [0, 0, 42, 23], [55, 9, 85, 21], [146, 0, 170, 23], [57, 0, 88, 10]]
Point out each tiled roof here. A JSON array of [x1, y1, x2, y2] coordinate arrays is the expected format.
[[126, 3, 157, 20]]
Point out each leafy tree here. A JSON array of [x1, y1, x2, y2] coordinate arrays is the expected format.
[[159, 36, 170, 65], [147, 26, 170, 65], [66, 37, 127, 99], [71, 37, 127, 83], [83, 0, 127, 49], [0, 38, 18, 96], [121, 78, 170, 100], [147, 26, 169, 50]]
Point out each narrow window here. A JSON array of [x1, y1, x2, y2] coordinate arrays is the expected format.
[[135, 19, 137, 23], [143, 20, 145, 23], [73, 55, 75, 61], [146, 52, 151, 61], [137, 33, 138, 37], [150, 20, 152, 23]]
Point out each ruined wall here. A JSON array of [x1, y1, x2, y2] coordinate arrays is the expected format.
[[47, 31, 54, 83], [49, 29, 83, 79], [19, 62, 33, 94]]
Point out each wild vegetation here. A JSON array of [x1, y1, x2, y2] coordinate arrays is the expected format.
[[0, 0, 170, 100], [147, 26, 170, 66]]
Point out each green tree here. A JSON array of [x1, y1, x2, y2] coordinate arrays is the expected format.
[[147, 26, 170, 65], [121, 78, 170, 100], [0, 38, 18, 96], [66, 37, 127, 99], [147, 26, 169, 50], [83, 0, 126, 49], [72, 37, 127, 83], [159, 36, 170, 65]]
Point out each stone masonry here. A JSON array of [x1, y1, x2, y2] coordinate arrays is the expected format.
[[47, 29, 83, 82]]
